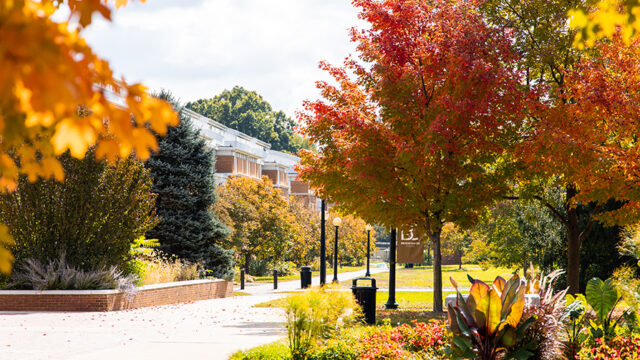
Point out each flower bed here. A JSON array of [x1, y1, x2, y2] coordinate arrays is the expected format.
[[0, 279, 232, 311]]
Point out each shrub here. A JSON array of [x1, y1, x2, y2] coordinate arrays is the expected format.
[[0, 150, 157, 272], [307, 335, 360, 360], [357, 320, 449, 360], [518, 269, 570, 360], [8, 255, 136, 290], [248, 258, 271, 276], [285, 287, 360, 360], [577, 335, 640, 359], [138, 251, 203, 286], [359, 325, 409, 360], [228, 341, 290, 360], [202, 244, 235, 281], [273, 261, 298, 277]]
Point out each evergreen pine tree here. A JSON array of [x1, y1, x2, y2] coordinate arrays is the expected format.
[[146, 91, 233, 279]]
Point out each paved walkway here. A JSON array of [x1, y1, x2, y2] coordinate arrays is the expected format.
[[0, 265, 389, 360], [0, 293, 284, 360], [238, 264, 389, 295]]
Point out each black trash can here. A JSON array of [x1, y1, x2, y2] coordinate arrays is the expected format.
[[300, 266, 312, 289], [351, 277, 377, 325]]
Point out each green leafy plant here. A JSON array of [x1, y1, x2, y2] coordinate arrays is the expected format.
[[565, 293, 589, 360], [577, 335, 640, 359], [584, 277, 629, 340], [447, 275, 535, 360], [284, 287, 360, 360], [127, 237, 160, 283]]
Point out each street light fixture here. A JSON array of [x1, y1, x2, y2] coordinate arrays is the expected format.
[[365, 224, 373, 277], [332, 217, 342, 283]]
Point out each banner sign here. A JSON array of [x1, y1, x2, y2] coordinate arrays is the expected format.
[[397, 228, 424, 264]]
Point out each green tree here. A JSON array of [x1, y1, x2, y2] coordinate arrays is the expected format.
[[214, 176, 297, 273], [474, 197, 566, 273], [146, 92, 233, 279], [325, 211, 372, 267], [441, 223, 474, 270], [287, 198, 320, 266], [0, 150, 157, 272], [186, 86, 313, 154]]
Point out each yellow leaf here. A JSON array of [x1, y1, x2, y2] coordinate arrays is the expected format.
[[52, 118, 97, 158], [568, 9, 588, 28], [41, 157, 64, 181], [95, 139, 121, 163], [504, 286, 526, 329]]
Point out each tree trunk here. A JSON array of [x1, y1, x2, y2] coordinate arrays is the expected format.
[[458, 248, 462, 270], [244, 252, 251, 272], [566, 185, 581, 295], [431, 231, 443, 312]]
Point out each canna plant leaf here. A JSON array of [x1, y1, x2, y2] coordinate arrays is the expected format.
[[448, 274, 531, 360], [585, 278, 618, 322]]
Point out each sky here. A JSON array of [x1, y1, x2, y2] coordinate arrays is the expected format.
[[83, 0, 363, 118]]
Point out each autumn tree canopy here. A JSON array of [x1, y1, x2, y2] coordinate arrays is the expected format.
[[0, 0, 178, 273], [214, 176, 297, 271], [484, 0, 640, 293], [298, 0, 525, 311]]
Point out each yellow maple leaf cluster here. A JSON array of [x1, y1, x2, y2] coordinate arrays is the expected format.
[[0, 0, 179, 273], [570, 0, 640, 47]]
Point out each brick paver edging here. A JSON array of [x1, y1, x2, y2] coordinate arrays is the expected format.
[[0, 279, 233, 311]]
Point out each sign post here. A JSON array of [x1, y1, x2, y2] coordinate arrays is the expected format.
[[385, 228, 399, 309]]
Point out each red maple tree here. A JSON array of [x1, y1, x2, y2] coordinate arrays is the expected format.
[[297, 0, 525, 311], [511, 32, 640, 293]]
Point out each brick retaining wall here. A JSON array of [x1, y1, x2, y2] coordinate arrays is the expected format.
[[0, 279, 233, 311]]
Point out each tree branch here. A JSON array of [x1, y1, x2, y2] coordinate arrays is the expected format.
[[579, 203, 605, 244], [532, 195, 570, 227]]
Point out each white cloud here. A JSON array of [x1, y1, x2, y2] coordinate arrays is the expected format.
[[83, 0, 363, 118]]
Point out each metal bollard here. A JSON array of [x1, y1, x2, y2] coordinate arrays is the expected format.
[[273, 269, 278, 290], [240, 268, 245, 290]]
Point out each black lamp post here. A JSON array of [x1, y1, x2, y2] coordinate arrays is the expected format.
[[320, 200, 326, 286], [385, 227, 399, 309], [365, 224, 373, 277], [332, 216, 342, 283]]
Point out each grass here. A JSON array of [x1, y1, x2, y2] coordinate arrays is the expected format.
[[377, 309, 447, 325], [228, 340, 289, 360], [376, 290, 460, 309], [253, 289, 465, 310], [354, 264, 514, 289], [233, 291, 250, 296], [252, 265, 367, 283]]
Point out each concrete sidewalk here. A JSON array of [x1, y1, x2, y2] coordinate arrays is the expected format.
[[0, 265, 390, 360], [0, 293, 285, 360]]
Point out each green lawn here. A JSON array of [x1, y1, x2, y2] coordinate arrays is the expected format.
[[359, 264, 514, 289], [253, 289, 465, 310], [376, 290, 459, 309], [252, 265, 368, 283]]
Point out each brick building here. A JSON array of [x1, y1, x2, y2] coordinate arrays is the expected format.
[[184, 108, 319, 209]]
